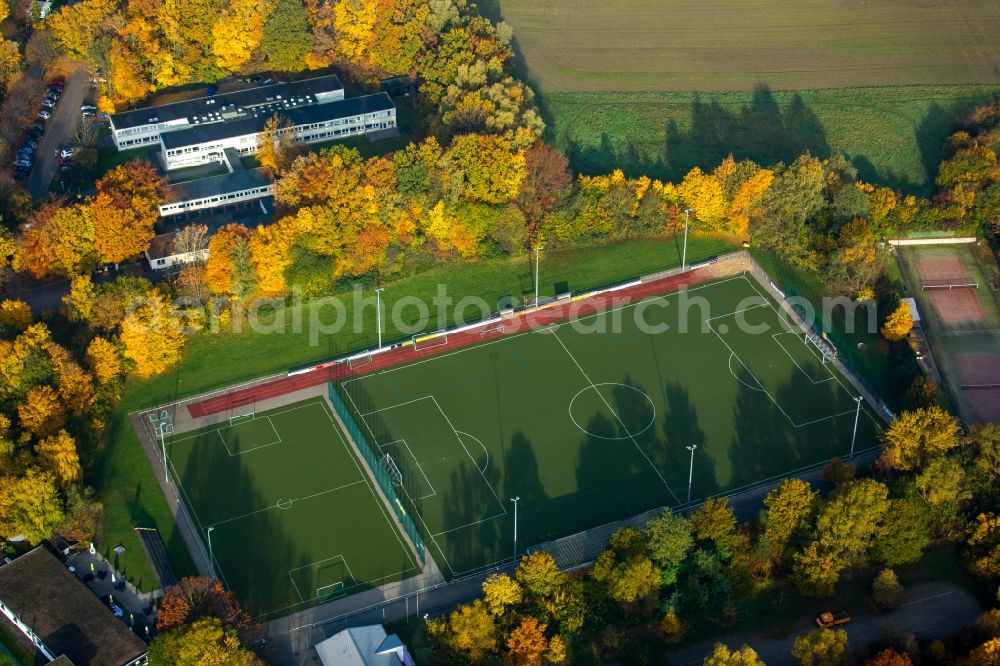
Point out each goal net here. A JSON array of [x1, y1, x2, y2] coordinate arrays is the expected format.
[[379, 453, 403, 487], [803, 331, 836, 364], [228, 400, 255, 425], [412, 330, 448, 351], [316, 581, 344, 601], [348, 352, 373, 370], [480, 322, 504, 338]]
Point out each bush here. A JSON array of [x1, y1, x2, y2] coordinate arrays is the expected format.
[[872, 569, 903, 610]]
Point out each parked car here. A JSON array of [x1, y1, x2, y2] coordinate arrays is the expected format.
[[80, 103, 97, 112], [41, 98, 56, 109], [45, 89, 60, 99], [28, 122, 45, 132], [47, 76, 65, 87], [12, 169, 28, 181], [37, 109, 51, 119], [58, 147, 74, 158], [81, 109, 96, 118], [13, 160, 32, 169], [111, 603, 124, 618], [23, 139, 38, 149]]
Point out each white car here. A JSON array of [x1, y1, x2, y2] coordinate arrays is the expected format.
[[80, 104, 97, 112], [37, 109, 51, 119], [41, 98, 56, 108], [59, 148, 74, 159]]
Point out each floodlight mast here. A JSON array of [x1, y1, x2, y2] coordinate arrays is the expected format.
[[375, 287, 385, 350], [510, 496, 520, 559], [206, 526, 216, 579], [849, 395, 863, 459], [686, 444, 697, 505], [682, 208, 692, 271], [534, 245, 543, 307]]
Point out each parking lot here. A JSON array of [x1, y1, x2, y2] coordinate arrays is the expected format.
[[25, 65, 90, 200]]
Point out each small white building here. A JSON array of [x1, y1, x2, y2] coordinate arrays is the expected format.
[[144, 231, 210, 272], [109, 75, 345, 151], [158, 93, 396, 171], [314, 625, 414, 666]]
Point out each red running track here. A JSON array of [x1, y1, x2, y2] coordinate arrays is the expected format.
[[187, 268, 716, 418]]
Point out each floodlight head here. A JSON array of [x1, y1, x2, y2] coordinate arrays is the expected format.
[[686, 444, 697, 452]]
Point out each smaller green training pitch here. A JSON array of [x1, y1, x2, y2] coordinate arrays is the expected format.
[[166, 398, 418, 617], [332, 275, 882, 578]]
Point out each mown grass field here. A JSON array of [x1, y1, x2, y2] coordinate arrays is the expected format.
[[485, 0, 1000, 93], [480, 0, 1000, 192], [97, 236, 736, 589]]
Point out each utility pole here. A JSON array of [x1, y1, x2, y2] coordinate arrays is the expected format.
[[686, 444, 697, 505], [682, 208, 692, 271], [375, 287, 384, 349], [510, 496, 520, 559], [850, 395, 863, 460]]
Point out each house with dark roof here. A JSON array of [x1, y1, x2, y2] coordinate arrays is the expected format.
[[159, 92, 396, 171], [0, 545, 148, 665], [109, 75, 345, 151]]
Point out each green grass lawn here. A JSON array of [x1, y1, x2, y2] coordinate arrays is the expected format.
[[333, 275, 881, 578], [166, 397, 417, 616], [540, 86, 1000, 194], [98, 237, 738, 590]]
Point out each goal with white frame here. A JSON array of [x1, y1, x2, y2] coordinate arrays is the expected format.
[[412, 330, 448, 351]]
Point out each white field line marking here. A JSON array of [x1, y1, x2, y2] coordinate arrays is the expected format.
[[170, 400, 326, 444], [456, 431, 490, 474], [316, 398, 417, 571], [549, 330, 681, 505], [728, 353, 765, 392], [340, 390, 441, 544], [378, 439, 437, 499], [771, 332, 835, 385], [338, 276, 750, 387], [430, 396, 507, 514], [208, 480, 366, 528]]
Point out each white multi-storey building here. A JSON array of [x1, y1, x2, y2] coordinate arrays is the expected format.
[[108, 75, 345, 151], [158, 93, 397, 171]]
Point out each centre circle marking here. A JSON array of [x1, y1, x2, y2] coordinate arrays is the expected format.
[[276, 498, 293, 510], [568, 383, 656, 440]]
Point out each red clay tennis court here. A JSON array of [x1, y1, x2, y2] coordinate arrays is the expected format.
[[916, 256, 985, 323], [955, 353, 1000, 423]]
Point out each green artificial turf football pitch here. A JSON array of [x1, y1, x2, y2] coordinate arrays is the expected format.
[[168, 274, 882, 616]]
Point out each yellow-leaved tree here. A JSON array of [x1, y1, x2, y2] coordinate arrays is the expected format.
[[18, 385, 67, 438], [212, 0, 271, 71], [0, 468, 65, 544], [881, 301, 913, 341], [35, 430, 82, 487], [0, 300, 32, 333], [119, 293, 185, 378], [86, 337, 122, 385]]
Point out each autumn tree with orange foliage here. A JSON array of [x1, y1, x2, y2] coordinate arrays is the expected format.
[[864, 649, 912, 665], [93, 161, 164, 263], [157, 576, 253, 634], [506, 616, 549, 665], [204, 225, 255, 297]]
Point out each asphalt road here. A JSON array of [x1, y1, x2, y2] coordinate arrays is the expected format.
[[666, 581, 981, 665], [27, 65, 89, 201]]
